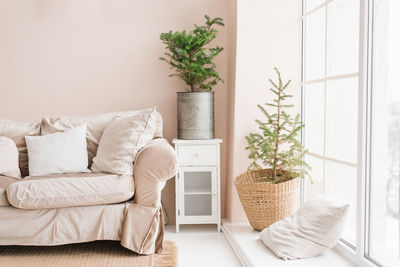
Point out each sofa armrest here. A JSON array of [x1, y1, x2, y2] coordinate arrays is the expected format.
[[133, 138, 177, 207]]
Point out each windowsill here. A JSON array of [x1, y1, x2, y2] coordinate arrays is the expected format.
[[222, 220, 358, 267]]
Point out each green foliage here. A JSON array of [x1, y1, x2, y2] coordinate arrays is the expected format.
[[245, 68, 311, 184], [159, 15, 224, 92]]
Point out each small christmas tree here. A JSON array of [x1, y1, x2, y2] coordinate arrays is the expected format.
[[245, 68, 310, 184]]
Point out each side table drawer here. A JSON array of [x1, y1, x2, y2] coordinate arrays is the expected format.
[[177, 145, 217, 166]]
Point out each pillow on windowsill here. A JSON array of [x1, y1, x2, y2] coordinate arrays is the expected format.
[[0, 137, 21, 178], [25, 124, 90, 176], [260, 195, 349, 260], [91, 107, 157, 176]]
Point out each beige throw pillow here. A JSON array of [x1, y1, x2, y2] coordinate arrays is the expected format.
[[91, 108, 157, 175], [0, 137, 21, 178]]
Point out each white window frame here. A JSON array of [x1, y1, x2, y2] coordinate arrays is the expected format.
[[301, 0, 380, 266], [301, 0, 360, 205]]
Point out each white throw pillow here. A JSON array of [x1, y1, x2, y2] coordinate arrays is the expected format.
[[260, 195, 349, 260], [91, 108, 156, 175], [0, 137, 21, 178], [25, 124, 89, 176]]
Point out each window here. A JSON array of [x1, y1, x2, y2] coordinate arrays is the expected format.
[[302, 0, 400, 266], [368, 0, 400, 265], [302, 0, 360, 246]]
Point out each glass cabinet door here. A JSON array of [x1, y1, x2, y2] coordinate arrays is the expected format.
[[178, 167, 217, 220]]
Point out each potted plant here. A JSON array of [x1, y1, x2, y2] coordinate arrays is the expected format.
[[160, 15, 224, 140], [235, 68, 310, 231]]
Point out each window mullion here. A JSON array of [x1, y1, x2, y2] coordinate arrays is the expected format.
[[300, 72, 359, 85], [300, 0, 306, 206], [323, 2, 328, 196], [356, 0, 371, 260], [302, 0, 334, 18]]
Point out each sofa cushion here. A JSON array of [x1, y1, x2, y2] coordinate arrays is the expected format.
[[0, 119, 41, 177], [6, 173, 134, 209], [0, 137, 21, 178], [25, 125, 89, 176], [40, 108, 163, 167], [91, 108, 157, 175], [0, 176, 19, 206]]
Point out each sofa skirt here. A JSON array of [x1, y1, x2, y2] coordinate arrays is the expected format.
[[0, 202, 165, 255]]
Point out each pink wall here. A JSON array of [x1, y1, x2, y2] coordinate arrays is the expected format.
[[0, 0, 229, 225], [225, 0, 302, 222], [0, 0, 302, 225]]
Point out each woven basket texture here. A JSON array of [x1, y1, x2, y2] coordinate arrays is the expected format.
[[234, 169, 299, 231]]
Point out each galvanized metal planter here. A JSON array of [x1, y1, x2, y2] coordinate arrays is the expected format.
[[177, 92, 215, 140]]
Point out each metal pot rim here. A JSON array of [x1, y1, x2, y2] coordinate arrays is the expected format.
[[176, 91, 215, 94]]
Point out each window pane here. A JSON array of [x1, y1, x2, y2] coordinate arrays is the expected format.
[[304, 83, 324, 155], [325, 161, 357, 245], [304, 8, 325, 81], [305, 155, 324, 200], [326, 78, 358, 163], [327, 0, 359, 76], [305, 0, 325, 12], [368, 0, 400, 265]]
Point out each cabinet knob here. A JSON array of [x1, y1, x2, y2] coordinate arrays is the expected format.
[[194, 152, 199, 157]]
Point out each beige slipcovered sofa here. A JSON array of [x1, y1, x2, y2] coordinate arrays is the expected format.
[[0, 109, 177, 254]]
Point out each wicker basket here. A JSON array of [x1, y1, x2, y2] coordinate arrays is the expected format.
[[234, 169, 300, 231]]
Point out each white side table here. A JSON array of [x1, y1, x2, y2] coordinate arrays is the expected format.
[[173, 138, 222, 233]]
